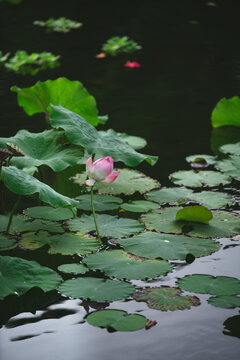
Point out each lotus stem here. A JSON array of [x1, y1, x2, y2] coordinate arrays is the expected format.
[[6, 196, 21, 234], [90, 186, 101, 244]]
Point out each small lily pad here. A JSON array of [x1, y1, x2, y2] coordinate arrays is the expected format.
[[57, 264, 88, 275], [133, 287, 200, 311], [208, 295, 240, 309], [220, 142, 240, 156], [86, 309, 147, 331], [170, 170, 231, 187], [177, 275, 240, 295], [186, 155, 217, 167], [0, 234, 17, 251], [23, 206, 74, 221], [121, 200, 159, 213], [145, 187, 193, 205], [19, 231, 100, 255], [216, 156, 240, 181], [75, 194, 122, 212], [58, 277, 135, 301], [82, 250, 173, 280], [67, 214, 144, 238], [176, 206, 213, 224]]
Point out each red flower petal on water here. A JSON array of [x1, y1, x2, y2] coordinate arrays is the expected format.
[[124, 61, 141, 68]]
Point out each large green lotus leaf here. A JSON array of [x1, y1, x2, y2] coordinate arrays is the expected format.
[[87, 309, 147, 331], [82, 250, 173, 280], [1, 166, 78, 211], [145, 188, 233, 209], [133, 287, 200, 311], [208, 295, 240, 309], [215, 156, 240, 181], [178, 275, 240, 295], [0, 129, 84, 173], [99, 129, 147, 150], [0, 255, 62, 300], [186, 154, 217, 167], [11, 77, 104, 126], [23, 206, 73, 221], [220, 142, 240, 156], [19, 231, 100, 255], [170, 170, 231, 187], [0, 234, 17, 251], [211, 96, 240, 128], [141, 208, 240, 238], [67, 214, 144, 238], [118, 232, 220, 260], [75, 194, 122, 212], [57, 263, 88, 275], [58, 277, 135, 301], [176, 206, 213, 224], [0, 215, 63, 234], [121, 200, 159, 213], [49, 105, 158, 167]]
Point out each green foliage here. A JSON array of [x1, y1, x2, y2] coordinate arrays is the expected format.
[[102, 36, 141, 56], [75, 194, 122, 212], [87, 310, 147, 331], [216, 155, 240, 181], [0, 51, 10, 65], [23, 206, 74, 221], [186, 154, 217, 167], [34, 17, 82, 33], [0, 234, 17, 251], [4, 50, 60, 75], [211, 97, 240, 128], [57, 263, 88, 275], [99, 129, 147, 150], [11, 77, 105, 126], [208, 295, 240, 309], [0, 255, 61, 300], [220, 142, 240, 156], [175, 205, 213, 224], [170, 170, 231, 187], [121, 200, 159, 213]]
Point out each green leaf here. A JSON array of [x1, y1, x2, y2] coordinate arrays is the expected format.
[[102, 36, 141, 56], [57, 263, 88, 275], [141, 208, 240, 238], [216, 156, 240, 181], [0, 255, 61, 300], [186, 154, 217, 167], [189, 191, 233, 209], [82, 250, 173, 280], [176, 205, 213, 224], [1, 166, 78, 211], [178, 275, 240, 295], [75, 194, 122, 212], [0, 129, 84, 173], [49, 105, 158, 166], [58, 277, 135, 301], [220, 142, 240, 156], [0, 215, 64, 234], [34, 17, 82, 33], [133, 287, 200, 311], [0, 234, 17, 251], [99, 129, 147, 150], [121, 200, 159, 213], [170, 170, 231, 187], [11, 77, 104, 126], [211, 97, 240, 128], [23, 206, 73, 221], [118, 231, 220, 260], [208, 295, 240, 309], [67, 214, 144, 238], [19, 231, 100, 255], [87, 310, 147, 331]]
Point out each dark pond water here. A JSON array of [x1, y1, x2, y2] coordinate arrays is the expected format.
[[0, 0, 240, 359]]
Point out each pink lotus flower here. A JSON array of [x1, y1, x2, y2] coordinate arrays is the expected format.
[[85, 156, 120, 186], [124, 61, 141, 68]]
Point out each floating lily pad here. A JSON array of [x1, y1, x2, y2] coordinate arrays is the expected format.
[[178, 275, 240, 295], [118, 232, 220, 260], [75, 194, 122, 212], [99, 130, 147, 150], [189, 191, 234, 209], [23, 206, 73, 221], [82, 250, 173, 280], [67, 214, 144, 238], [86, 309, 147, 331], [133, 287, 200, 311], [176, 206, 213, 224], [220, 142, 240, 156], [50, 105, 158, 167], [19, 232, 100, 255], [58, 277, 135, 301], [141, 207, 240, 238], [216, 156, 240, 181], [186, 154, 217, 167], [0, 255, 61, 300], [0, 215, 64, 234], [170, 170, 231, 187], [208, 295, 240, 309], [0, 234, 17, 251], [121, 200, 159, 213], [57, 263, 88, 275], [211, 96, 240, 128]]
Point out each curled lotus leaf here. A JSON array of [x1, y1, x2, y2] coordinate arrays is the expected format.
[[175, 205, 213, 224], [133, 287, 200, 311], [169, 170, 231, 188]]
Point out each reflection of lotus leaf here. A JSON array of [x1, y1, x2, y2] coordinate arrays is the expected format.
[[0, 234, 17, 251], [133, 287, 200, 311]]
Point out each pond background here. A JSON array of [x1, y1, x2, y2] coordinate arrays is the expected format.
[[0, 0, 240, 359]]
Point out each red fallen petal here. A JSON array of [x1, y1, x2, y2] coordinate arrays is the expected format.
[[96, 52, 106, 58], [124, 61, 141, 68]]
